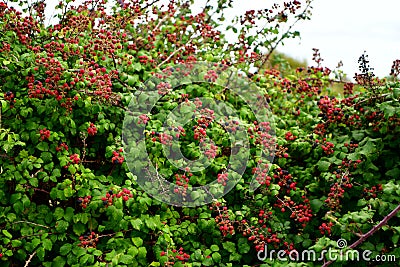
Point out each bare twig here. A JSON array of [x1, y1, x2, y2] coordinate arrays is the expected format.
[[12, 220, 51, 229], [259, 0, 314, 67], [140, 0, 161, 11], [24, 251, 37, 267], [352, 93, 391, 107], [157, 44, 188, 68]]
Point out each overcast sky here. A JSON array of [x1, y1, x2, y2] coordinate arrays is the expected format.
[[15, 0, 400, 78], [217, 0, 400, 79], [273, 0, 400, 79]]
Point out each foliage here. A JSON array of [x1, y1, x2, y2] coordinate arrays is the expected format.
[[0, 0, 399, 266]]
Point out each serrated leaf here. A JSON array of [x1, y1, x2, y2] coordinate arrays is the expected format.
[[210, 244, 219, 252], [237, 238, 250, 253], [310, 199, 324, 213], [131, 237, 143, 247], [60, 243, 72, 256], [222, 241, 236, 253], [43, 239, 52, 251], [119, 255, 134, 264], [317, 160, 330, 172], [138, 247, 146, 258]]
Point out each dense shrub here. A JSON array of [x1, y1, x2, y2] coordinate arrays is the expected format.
[[0, 0, 399, 266]]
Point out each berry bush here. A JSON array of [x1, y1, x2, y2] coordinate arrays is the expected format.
[[0, 0, 399, 266]]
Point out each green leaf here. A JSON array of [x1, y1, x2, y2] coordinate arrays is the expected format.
[[131, 237, 143, 247], [138, 247, 146, 259], [64, 207, 74, 222], [2, 230, 12, 239], [80, 254, 91, 264], [131, 218, 142, 230], [237, 238, 250, 253], [317, 160, 330, 172], [210, 244, 219, 252], [37, 142, 49, 151], [222, 241, 236, 253], [37, 247, 45, 261], [73, 223, 85, 236], [212, 252, 221, 263], [11, 239, 22, 247], [55, 220, 69, 233], [54, 207, 64, 220], [119, 255, 134, 264], [43, 239, 53, 251], [60, 243, 72, 256], [310, 199, 324, 213]]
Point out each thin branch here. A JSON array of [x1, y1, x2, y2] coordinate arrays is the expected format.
[[260, 0, 314, 67], [157, 40, 192, 68], [24, 251, 36, 267], [322, 203, 400, 267], [352, 93, 391, 107], [140, 0, 161, 11], [12, 220, 51, 229], [152, 15, 168, 34]]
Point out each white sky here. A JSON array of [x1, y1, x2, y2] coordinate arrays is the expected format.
[[12, 0, 400, 78], [275, 0, 400, 79], [215, 0, 400, 79]]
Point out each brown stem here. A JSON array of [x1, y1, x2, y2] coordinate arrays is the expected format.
[[322, 203, 400, 267]]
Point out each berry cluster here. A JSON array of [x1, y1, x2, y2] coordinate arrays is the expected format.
[[204, 69, 218, 82], [211, 202, 234, 237], [39, 128, 50, 140], [192, 106, 215, 140], [252, 162, 272, 186], [87, 123, 97, 136], [173, 173, 190, 197], [202, 142, 218, 159], [338, 158, 362, 173], [150, 131, 173, 145], [363, 184, 383, 200], [101, 188, 133, 207], [241, 220, 280, 252], [78, 231, 99, 248], [257, 209, 273, 228], [275, 145, 289, 158], [137, 114, 150, 125], [217, 173, 228, 186], [285, 131, 297, 141], [343, 82, 354, 95], [4, 91, 15, 108], [325, 182, 345, 210], [344, 140, 358, 152], [102, 190, 115, 207], [166, 125, 186, 139], [319, 222, 334, 235], [117, 188, 134, 202], [156, 82, 172, 95], [273, 168, 297, 194], [55, 141, 69, 151], [315, 138, 334, 155], [112, 149, 124, 164], [192, 124, 207, 140], [274, 196, 312, 227], [77, 195, 91, 209], [69, 154, 80, 164], [160, 247, 190, 267], [288, 197, 313, 227]]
